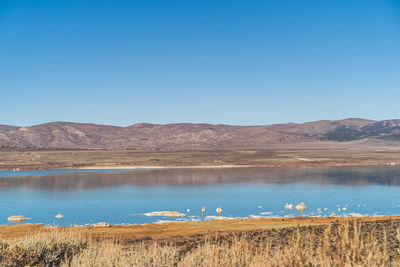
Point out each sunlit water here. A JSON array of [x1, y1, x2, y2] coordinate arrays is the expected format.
[[1, 167, 400, 226]]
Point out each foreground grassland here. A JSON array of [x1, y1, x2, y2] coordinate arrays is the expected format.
[[2, 144, 400, 170], [1, 216, 400, 266]]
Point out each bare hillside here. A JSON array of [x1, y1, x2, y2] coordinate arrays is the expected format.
[[2, 118, 400, 149]]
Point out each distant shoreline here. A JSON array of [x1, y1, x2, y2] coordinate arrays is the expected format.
[[1, 148, 400, 171], [1, 161, 399, 171], [75, 164, 253, 170], [76, 162, 400, 170]]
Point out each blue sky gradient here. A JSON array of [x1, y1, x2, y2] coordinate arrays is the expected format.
[[1, 0, 400, 126]]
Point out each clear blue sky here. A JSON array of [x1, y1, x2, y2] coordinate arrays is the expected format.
[[1, 0, 400, 126]]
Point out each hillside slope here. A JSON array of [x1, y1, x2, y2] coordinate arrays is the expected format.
[[2, 118, 400, 149]]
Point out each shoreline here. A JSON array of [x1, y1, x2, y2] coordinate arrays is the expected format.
[[2, 148, 400, 170], [76, 162, 399, 170], [75, 164, 253, 170], [2, 161, 400, 171], [2, 215, 400, 240]]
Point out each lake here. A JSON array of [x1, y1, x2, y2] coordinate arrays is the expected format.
[[1, 166, 400, 226]]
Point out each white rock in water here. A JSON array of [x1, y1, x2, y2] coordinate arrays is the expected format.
[[143, 211, 186, 217], [295, 202, 306, 213], [7, 215, 30, 222], [93, 222, 111, 227], [285, 203, 294, 210]]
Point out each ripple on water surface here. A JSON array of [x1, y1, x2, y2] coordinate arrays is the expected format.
[[0, 166, 400, 226]]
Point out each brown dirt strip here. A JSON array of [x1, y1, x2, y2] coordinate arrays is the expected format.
[[1, 216, 400, 241]]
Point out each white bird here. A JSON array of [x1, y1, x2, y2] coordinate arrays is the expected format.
[[296, 202, 306, 213], [285, 203, 294, 210], [342, 207, 347, 211], [55, 213, 63, 219], [324, 208, 328, 211], [202, 206, 206, 214], [338, 207, 341, 212], [186, 209, 191, 213], [216, 207, 222, 214]]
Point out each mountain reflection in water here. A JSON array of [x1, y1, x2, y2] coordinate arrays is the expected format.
[[0, 166, 400, 191]]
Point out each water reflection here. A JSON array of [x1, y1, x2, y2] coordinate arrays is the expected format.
[[0, 166, 400, 190]]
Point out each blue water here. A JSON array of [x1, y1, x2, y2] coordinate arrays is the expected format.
[[0, 167, 400, 226]]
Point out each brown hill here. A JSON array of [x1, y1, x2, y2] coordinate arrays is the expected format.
[[1, 118, 396, 149]]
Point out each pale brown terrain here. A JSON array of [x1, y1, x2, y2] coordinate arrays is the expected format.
[[2, 144, 400, 170], [2, 118, 400, 170]]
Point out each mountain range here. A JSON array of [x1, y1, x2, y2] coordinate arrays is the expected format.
[[1, 118, 400, 149]]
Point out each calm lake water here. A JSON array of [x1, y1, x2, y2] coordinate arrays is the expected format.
[[1, 166, 400, 226]]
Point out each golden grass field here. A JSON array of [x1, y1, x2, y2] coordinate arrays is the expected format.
[[1, 216, 398, 240], [1, 216, 400, 266]]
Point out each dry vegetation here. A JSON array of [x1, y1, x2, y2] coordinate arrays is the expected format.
[[1, 218, 400, 266], [2, 145, 400, 170]]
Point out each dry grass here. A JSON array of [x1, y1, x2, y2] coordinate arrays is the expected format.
[[67, 241, 180, 267], [0, 230, 88, 266], [2, 146, 400, 170], [1, 220, 400, 266]]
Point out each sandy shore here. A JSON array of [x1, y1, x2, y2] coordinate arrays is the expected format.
[[76, 164, 253, 170], [2, 216, 400, 240]]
